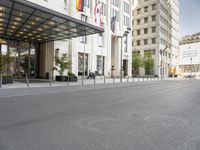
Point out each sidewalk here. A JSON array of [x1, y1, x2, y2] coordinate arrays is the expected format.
[[0, 76, 186, 89]]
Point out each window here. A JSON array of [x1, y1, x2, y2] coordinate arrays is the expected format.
[[152, 4, 156, 10], [81, 14, 87, 22], [144, 28, 148, 34], [80, 15, 87, 43], [144, 39, 148, 45], [84, 0, 89, 8], [124, 36, 128, 52], [144, 17, 148, 23], [152, 15, 156, 21], [137, 40, 140, 46], [137, 19, 141, 25], [137, 30, 140, 35], [98, 33, 103, 47], [96, 55, 104, 75], [152, 27, 156, 33], [112, 0, 119, 7], [144, 6, 148, 12], [124, 16, 129, 26], [124, 2, 130, 13], [137, 8, 141, 15], [78, 53, 88, 76], [112, 9, 118, 21], [80, 36, 87, 43], [152, 38, 156, 44]]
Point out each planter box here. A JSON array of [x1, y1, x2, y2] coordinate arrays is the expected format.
[[68, 76, 78, 82], [2, 77, 14, 84], [55, 75, 78, 82], [55, 76, 67, 82]]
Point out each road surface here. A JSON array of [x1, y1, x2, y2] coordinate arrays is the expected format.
[[0, 80, 200, 150]]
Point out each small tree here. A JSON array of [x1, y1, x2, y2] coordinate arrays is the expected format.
[[144, 51, 154, 75], [0, 52, 14, 75], [132, 52, 143, 76], [53, 53, 71, 77]]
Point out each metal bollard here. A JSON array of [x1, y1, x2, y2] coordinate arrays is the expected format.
[[0, 76, 2, 88], [94, 77, 96, 85], [49, 73, 52, 86], [143, 76, 144, 82], [82, 75, 84, 85], [138, 76, 139, 82], [67, 76, 69, 86], [127, 76, 129, 82], [113, 77, 115, 83], [26, 73, 30, 87], [104, 76, 106, 84]]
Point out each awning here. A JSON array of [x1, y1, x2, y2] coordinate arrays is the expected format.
[[0, 0, 104, 43]]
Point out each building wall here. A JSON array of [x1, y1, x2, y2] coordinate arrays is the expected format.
[[132, 0, 179, 76], [27, 0, 135, 78]]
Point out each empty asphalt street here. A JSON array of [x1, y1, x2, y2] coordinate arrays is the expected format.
[[0, 80, 200, 150]]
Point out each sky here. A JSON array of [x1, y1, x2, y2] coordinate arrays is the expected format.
[[180, 0, 200, 37]]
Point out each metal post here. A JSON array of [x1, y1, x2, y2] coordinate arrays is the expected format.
[[143, 76, 144, 82], [104, 75, 106, 84], [49, 71, 52, 86], [67, 75, 69, 86], [0, 44, 2, 88], [0, 76, 2, 88], [26, 73, 30, 87], [138, 75, 139, 82], [190, 58, 192, 77], [94, 77, 96, 85], [120, 37, 123, 83], [113, 76, 115, 83], [82, 74, 84, 85], [127, 76, 129, 82]]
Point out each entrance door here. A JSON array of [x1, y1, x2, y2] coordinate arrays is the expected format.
[[9, 47, 36, 78]]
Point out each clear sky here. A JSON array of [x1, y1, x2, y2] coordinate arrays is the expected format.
[[180, 0, 200, 37]]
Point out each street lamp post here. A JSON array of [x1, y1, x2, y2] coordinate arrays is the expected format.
[[190, 57, 192, 77], [118, 27, 131, 83]]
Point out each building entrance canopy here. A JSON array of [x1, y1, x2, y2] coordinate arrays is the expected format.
[[0, 0, 104, 44]]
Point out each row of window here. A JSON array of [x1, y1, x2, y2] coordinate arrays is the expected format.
[[133, 49, 156, 55], [135, 38, 156, 46], [135, 15, 156, 25], [135, 26, 156, 35], [136, 4, 156, 15]]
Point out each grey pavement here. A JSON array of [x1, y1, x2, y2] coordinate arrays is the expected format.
[[0, 80, 200, 150], [0, 76, 185, 89]]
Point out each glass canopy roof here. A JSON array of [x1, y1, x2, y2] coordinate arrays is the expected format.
[[0, 0, 104, 43]]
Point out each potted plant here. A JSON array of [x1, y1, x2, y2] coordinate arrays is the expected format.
[[67, 72, 78, 82], [0, 52, 14, 84], [53, 53, 71, 82]]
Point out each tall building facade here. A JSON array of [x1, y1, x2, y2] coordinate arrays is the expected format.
[[34, 0, 135, 78], [132, 0, 179, 77], [64, 0, 136, 77], [0, 0, 138, 79]]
